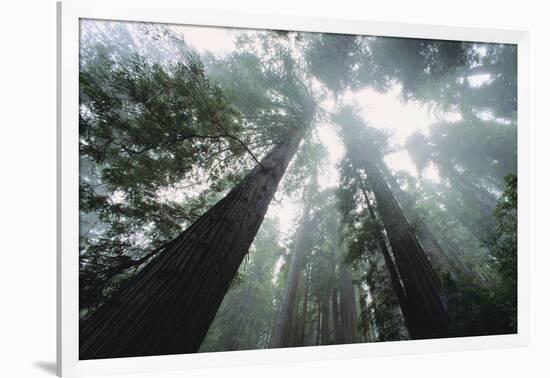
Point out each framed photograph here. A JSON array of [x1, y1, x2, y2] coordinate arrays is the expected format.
[[57, 0, 529, 376]]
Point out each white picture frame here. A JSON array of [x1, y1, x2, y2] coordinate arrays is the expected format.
[[57, 0, 530, 376]]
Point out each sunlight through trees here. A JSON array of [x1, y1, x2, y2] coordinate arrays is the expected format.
[[78, 20, 518, 358]]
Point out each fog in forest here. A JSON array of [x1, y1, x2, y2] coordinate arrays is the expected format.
[[78, 19, 517, 358]]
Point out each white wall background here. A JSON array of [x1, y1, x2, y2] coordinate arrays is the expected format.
[[1, 0, 548, 377]]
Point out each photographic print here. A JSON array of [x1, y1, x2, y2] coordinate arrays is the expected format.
[[77, 18, 518, 360]]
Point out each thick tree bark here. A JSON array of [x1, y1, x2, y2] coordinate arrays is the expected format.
[[80, 128, 306, 359], [359, 183, 410, 322], [269, 172, 316, 348], [364, 161, 450, 339]]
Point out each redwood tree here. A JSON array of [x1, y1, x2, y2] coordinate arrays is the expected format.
[[80, 124, 310, 359], [335, 108, 450, 339], [270, 165, 318, 348]]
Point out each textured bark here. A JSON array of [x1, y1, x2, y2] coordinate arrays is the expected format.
[[80, 128, 305, 359], [269, 172, 316, 348], [359, 183, 410, 322], [364, 161, 450, 339]]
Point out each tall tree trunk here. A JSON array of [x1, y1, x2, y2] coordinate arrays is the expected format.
[[357, 285, 370, 342], [331, 287, 341, 344], [320, 297, 331, 345], [359, 183, 410, 323], [379, 165, 467, 280], [330, 245, 343, 344], [316, 301, 322, 345], [297, 263, 311, 346], [269, 171, 317, 348], [264, 310, 275, 348], [228, 285, 257, 350], [338, 265, 358, 343], [80, 128, 306, 359], [363, 160, 450, 339], [338, 119, 449, 339], [367, 282, 384, 341]]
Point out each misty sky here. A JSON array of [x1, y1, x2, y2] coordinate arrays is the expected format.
[[81, 20, 490, 237]]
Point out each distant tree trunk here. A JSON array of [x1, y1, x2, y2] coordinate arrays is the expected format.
[[366, 279, 384, 340], [80, 127, 306, 359], [316, 301, 322, 345], [338, 265, 358, 343], [297, 263, 311, 346], [357, 285, 370, 342], [228, 285, 257, 350], [264, 312, 275, 348], [368, 314, 378, 341], [320, 297, 331, 345], [331, 287, 341, 344], [330, 246, 343, 344], [270, 172, 317, 349]]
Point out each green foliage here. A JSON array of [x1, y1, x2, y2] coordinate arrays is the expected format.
[[442, 174, 517, 335], [304, 33, 365, 94], [407, 119, 517, 185], [489, 173, 518, 325], [208, 31, 318, 134], [79, 40, 251, 312], [441, 272, 515, 336], [333, 111, 409, 341], [303, 34, 476, 101], [363, 37, 470, 100], [412, 182, 494, 279]]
